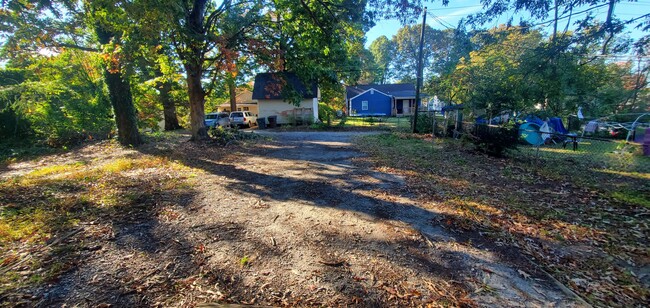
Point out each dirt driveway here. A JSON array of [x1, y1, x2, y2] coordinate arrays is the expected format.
[[12, 131, 584, 307]]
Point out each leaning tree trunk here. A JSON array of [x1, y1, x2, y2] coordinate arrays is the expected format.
[[185, 62, 209, 140], [96, 26, 142, 146]]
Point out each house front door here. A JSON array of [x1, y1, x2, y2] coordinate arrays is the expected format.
[[396, 100, 403, 114]]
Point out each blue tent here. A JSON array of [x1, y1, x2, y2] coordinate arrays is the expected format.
[[519, 123, 544, 145]]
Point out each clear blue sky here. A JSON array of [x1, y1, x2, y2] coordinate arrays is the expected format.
[[365, 0, 650, 48]]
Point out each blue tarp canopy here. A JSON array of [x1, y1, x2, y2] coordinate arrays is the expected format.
[[548, 117, 569, 134], [524, 115, 544, 126]]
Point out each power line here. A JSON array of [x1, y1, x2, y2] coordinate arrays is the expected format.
[[429, 13, 454, 30], [431, 5, 483, 11]]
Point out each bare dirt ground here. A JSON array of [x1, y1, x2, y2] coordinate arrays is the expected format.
[[1, 131, 585, 307]]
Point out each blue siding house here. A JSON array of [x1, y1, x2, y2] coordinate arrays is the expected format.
[[346, 83, 423, 116], [349, 89, 392, 116]]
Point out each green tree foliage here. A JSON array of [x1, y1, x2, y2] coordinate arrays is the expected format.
[[392, 23, 436, 83], [369, 35, 395, 84], [370, 26, 473, 85], [454, 27, 544, 115], [1, 0, 143, 146], [0, 68, 30, 139], [265, 0, 372, 100], [466, 0, 648, 55], [445, 25, 641, 118], [0, 51, 113, 145]]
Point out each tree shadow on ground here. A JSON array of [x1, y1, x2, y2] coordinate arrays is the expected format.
[[130, 136, 572, 306]]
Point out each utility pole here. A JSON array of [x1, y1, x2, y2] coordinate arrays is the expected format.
[[412, 7, 427, 133]]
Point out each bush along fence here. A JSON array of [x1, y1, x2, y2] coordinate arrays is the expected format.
[[403, 110, 650, 173]]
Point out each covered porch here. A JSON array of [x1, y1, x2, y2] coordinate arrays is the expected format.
[[392, 98, 416, 116]]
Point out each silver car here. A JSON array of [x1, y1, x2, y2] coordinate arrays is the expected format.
[[229, 111, 257, 128], [205, 112, 231, 128]]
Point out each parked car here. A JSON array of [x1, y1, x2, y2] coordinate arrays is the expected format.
[[229, 111, 257, 128], [205, 112, 231, 128]]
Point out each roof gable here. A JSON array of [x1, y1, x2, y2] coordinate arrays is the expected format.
[[252, 73, 318, 100], [348, 88, 392, 101], [346, 83, 415, 99]]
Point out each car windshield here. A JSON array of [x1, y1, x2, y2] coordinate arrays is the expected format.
[[231, 112, 243, 117], [205, 114, 218, 119], [219, 113, 229, 118]]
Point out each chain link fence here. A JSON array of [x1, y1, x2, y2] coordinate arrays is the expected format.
[[398, 111, 650, 173]]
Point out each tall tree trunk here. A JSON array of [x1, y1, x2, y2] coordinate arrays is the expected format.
[[184, 0, 209, 141], [155, 69, 182, 130], [104, 70, 142, 146], [186, 62, 209, 140], [160, 80, 182, 131], [95, 27, 142, 146], [228, 77, 237, 112]]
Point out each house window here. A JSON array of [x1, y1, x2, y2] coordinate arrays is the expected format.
[[370, 89, 374, 95], [237, 107, 242, 111], [361, 101, 368, 111], [243, 107, 249, 111]]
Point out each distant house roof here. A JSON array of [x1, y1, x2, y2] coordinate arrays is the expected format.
[[218, 88, 257, 106], [252, 72, 318, 100], [346, 83, 416, 99]]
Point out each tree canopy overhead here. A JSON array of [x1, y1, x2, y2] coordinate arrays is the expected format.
[[1, 0, 647, 146]]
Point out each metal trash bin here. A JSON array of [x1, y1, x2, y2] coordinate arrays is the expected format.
[[257, 117, 267, 129], [267, 115, 278, 128]]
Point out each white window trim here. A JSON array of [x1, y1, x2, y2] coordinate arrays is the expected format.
[[361, 101, 369, 111]]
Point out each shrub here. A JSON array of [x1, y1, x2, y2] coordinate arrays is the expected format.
[[337, 115, 347, 127], [467, 124, 519, 157], [208, 126, 259, 145], [309, 122, 328, 130], [409, 112, 437, 133], [318, 103, 335, 125]]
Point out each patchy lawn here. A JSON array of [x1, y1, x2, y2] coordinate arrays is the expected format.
[[355, 132, 649, 307]]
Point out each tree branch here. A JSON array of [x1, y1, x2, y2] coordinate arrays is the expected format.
[[50, 42, 100, 52]]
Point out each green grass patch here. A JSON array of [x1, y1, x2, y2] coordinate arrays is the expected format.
[[612, 190, 650, 208]]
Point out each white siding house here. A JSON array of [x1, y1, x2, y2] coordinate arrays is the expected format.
[[252, 73, 319, 125]]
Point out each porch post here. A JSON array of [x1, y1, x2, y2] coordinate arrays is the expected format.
[[313, 97, 319, 122]]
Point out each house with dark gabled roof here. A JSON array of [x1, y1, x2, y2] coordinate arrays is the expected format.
[[253, 72, 319, 125], [345, 83, 424, 116]]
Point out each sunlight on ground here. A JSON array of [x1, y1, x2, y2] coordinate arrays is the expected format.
[[0, 151, 202, 294], [595, 168, 650, 180]]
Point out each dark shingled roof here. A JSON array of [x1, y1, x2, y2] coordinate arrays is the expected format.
[[346, 83, 416, 99], [252, 73, 318, 100]]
